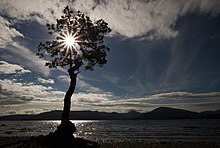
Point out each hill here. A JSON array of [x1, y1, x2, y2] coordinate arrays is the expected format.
[[0, 107, 219, 120], [201, 109, 220, 119], [0, 110, 142, 120], [139, 107, 201, 119]]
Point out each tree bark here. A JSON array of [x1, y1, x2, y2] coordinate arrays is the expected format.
[[61, 59, 82, 123], [61, 70, 77, 123]]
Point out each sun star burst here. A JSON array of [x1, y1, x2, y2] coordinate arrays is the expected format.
[[65, 35, 76, 47], [58, 31, 81, 57]]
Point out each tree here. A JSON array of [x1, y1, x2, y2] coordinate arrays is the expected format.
[[37, 6, 111, 124]]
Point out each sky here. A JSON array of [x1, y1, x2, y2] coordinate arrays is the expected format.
[[0, 0, 220, 115]]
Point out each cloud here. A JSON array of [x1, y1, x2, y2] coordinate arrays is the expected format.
[[0, 14, 50, 76], [0, 0, 68, 24], [37, 77, 54, 84], [57, 74, 105, 93], [74, 91, 220, 112], [57, 75, 70, 83], [7, 110, 16, 115], [1, 0, 220, 40], [0, 79, 65, 105], [152, 91, 220, 98], [124, 92, 220, 104], [0, 41, 50, 76], [74, 92, 112, 104], [0, 16, 50, 76], [0, 61, 31, 74], [0, 16, 24, 48], [0, 0, 219, 114], [0, 2, 57, 77], [1, 83, 219, 114], [72, 0, 220, 39], [186, 101, 220, 111], [0, 82, 34, 105], [77, 76, 104, 93]]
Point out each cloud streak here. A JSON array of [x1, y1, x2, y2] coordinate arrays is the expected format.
[[72, 0, 220, 39], [0, 61, 31, 74], [0, 0, 68, 24], [1, 76, 219, 114], [37, 77, 54, 84], [0, 16, 24, 48], [1, 0, 220, 40], [71, 91, 220, 112], [152, 91, 220, 98]]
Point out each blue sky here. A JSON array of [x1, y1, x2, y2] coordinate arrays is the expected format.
[[0, 0, 220, 115]]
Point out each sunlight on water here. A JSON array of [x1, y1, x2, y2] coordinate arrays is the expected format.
[[71, 120, 99, 138], [1, 120, 220, 142], [72, 120, 99, 124]]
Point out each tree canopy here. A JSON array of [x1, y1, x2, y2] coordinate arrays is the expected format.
[[37, 6, 111, 71]]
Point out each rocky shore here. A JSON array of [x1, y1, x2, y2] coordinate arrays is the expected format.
[[1, 136, 220, 148]]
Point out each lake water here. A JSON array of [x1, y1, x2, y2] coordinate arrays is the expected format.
[[1, 119, 220, 142]]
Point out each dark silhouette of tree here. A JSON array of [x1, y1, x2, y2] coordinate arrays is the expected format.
[[37, 6, 111, 124]]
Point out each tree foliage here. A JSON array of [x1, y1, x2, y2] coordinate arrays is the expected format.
[[37, 6, 111, 71]]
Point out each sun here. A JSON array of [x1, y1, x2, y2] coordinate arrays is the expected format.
[[58, 31, 81, 56], [65, 35, 76, 47]]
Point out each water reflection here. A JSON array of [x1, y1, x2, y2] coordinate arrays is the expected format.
[[0, 120, 220, 142]]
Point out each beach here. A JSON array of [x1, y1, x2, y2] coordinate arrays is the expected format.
[[1, 136, 220, 148]]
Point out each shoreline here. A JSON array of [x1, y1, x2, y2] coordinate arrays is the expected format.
[[0, 136, 220, 148]]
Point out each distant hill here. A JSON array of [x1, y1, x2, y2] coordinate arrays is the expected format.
[[0, 110, 141, 120], [138, 107, 201, 119], [201, 109, 220, 119], [0, 107, 219, 120]]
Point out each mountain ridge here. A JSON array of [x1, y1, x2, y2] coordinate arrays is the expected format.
[[0, 107, 219, 120]]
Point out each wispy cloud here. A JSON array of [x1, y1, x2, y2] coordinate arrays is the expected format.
[[152, 91, 220, 98], [37, 77, 54, 84], [71, 91, 220, 112], [1, 0, 220, 40], [0, 16, 24, 48], [0, 61, 31, 74], [0, 13, 50, 76], [0, 79, 51, 104], [72, 0, 220, 39], [0, 61, 65, 106], [0, 0, 68, 24], [1, 78, 219, 114], [57, 74, 104, 93], [77, 76, 104, 93], [0, 38, 50, 76]]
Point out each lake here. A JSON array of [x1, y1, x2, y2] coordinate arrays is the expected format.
[[1, 119, 220, 142]]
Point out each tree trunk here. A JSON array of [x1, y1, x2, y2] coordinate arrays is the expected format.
[[61, 57, 82, 124], [61, 69, 77, 123], [61, 58, 82, 123]]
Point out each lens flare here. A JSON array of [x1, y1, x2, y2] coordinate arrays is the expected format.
[[58, 31, 81, 57], [65, 35, 76, 47]]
